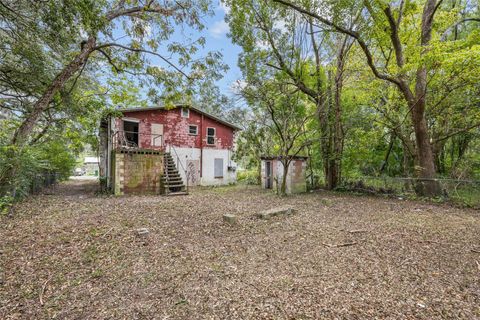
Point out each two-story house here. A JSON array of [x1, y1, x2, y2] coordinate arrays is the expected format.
[[99, 104, 240, 195]]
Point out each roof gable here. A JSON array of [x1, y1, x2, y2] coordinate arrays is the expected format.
[[117, 105, 241, 131]]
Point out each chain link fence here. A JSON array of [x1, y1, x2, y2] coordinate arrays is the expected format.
[[30, 172, 59, 194], [340, 176, 480, 208]]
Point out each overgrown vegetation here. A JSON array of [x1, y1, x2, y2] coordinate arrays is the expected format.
[[1, 0, 479, 206], [0, 0, 228, 209], [229, 0, 480, 199]]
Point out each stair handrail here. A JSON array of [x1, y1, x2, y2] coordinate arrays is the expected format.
[[164, 155, 170, 195], [169, 144, 189, 193]]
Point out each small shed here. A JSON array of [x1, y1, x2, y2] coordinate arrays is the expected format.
[[260, 156, 308, 194], [84, 157, 100, 176]]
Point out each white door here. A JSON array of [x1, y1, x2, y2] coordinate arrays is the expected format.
[[151, 123, 163, 147]]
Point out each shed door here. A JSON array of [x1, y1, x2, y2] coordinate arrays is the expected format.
[[151, 123, 163, 147], [214, 158, 223, 178], [265, 161, 272, 189]]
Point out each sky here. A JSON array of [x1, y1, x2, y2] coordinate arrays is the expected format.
[[105, 1, 243, 105], [203, 2, 243, 96]]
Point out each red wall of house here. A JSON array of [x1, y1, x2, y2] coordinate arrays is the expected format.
[[120, 108, 235, 150]]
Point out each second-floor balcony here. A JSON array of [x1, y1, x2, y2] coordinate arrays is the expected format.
[[112, 130, 164, 151]]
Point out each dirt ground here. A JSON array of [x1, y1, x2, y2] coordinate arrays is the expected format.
[[1, 179, 479, 319]]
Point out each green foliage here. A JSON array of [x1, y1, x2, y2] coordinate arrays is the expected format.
[[1, 0, 232, 208], [0, 193, 14, 215], [228, 0, 480, 198], [237, 169, 259, 185], [38, 141, 77, 180]]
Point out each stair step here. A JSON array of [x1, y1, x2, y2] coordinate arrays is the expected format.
[[165, 183, 185, 188], [165, 191, 188, 196], [164, 179, 183, 184], [163, 174, 181, 178], [165, 176, 182, 180]]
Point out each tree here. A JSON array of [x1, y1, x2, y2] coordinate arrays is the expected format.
[[225, 0, 353, 189], [0, 0, 227, 195], [242, 78, 313, 195], [272, 0, 480, 196], [1, 0, 225, 147]]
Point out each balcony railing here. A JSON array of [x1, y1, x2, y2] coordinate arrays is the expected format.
[[111, 130, 164, 151]]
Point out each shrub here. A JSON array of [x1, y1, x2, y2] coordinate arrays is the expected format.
[[237, 169, 259, 185]]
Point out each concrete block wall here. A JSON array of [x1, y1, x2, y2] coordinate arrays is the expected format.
[[261, 158, 307, 194], [112, 151, 164, 195]]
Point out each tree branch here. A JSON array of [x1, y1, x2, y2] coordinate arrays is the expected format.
[[105, 2, 180, 21], [272, 0, 401, 87], [441, 18, 480, 40], [94, 43, 191, 79], [434, 122, 480, 143]]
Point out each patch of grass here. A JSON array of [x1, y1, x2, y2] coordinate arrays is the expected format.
[[90, 268, 104, 279], [82, 245, 100, 264], [449, 187, 480, 208], [88, 227, 100, 237], [320, 198, 333, 206]]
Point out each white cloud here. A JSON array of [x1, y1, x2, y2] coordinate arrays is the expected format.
[[230, 80, 248, 94], [209, 20, 229, 39], [217, 1, 231, 14]]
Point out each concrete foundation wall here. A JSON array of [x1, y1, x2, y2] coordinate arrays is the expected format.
[[113, 151, 164, 195]]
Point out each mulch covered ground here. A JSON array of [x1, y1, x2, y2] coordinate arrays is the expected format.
[[1, 179, 479, 319]]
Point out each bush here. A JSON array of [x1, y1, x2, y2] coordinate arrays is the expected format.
[[0, 139, 77, 203], [237, 169, 259, 185]]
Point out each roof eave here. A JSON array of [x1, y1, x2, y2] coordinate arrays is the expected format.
[[116, 104, 242, 131]]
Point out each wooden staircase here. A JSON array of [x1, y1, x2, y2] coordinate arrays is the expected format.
[[163, 152, 188, 196]]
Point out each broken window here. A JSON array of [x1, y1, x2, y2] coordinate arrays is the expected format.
[[123, 120, 139, 147]]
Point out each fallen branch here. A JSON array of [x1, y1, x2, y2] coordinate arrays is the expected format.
[[101, 227, 114, 239], [471, 248, 480, 254], [39, 274, 52, 306], [348, 229, 368, 234], [323, 241, 358, 248]]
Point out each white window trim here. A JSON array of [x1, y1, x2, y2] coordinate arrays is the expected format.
[[188, 124, 198, 135], [206, 127, 215, 145], [122, 117, 140, 123], [181, 107, 189, 118]]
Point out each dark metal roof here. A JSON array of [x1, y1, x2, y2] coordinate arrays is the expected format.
[[116, 104, 242, 131], [260, 155, 309, 160]]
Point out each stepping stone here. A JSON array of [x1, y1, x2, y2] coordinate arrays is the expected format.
[[136, 228, 149, 237], [223, 214, 238, 225], [257, 207, 295, 219]]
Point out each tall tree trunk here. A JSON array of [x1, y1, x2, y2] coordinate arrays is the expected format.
[[12, 36, 97, 146], [329, 36, 348, 189], [322, 71, 333, 189], [380, 132, 396, 174], [409, 98, 441, 196], [408, 0, 442, 196], [0, 37, 97, 196]]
